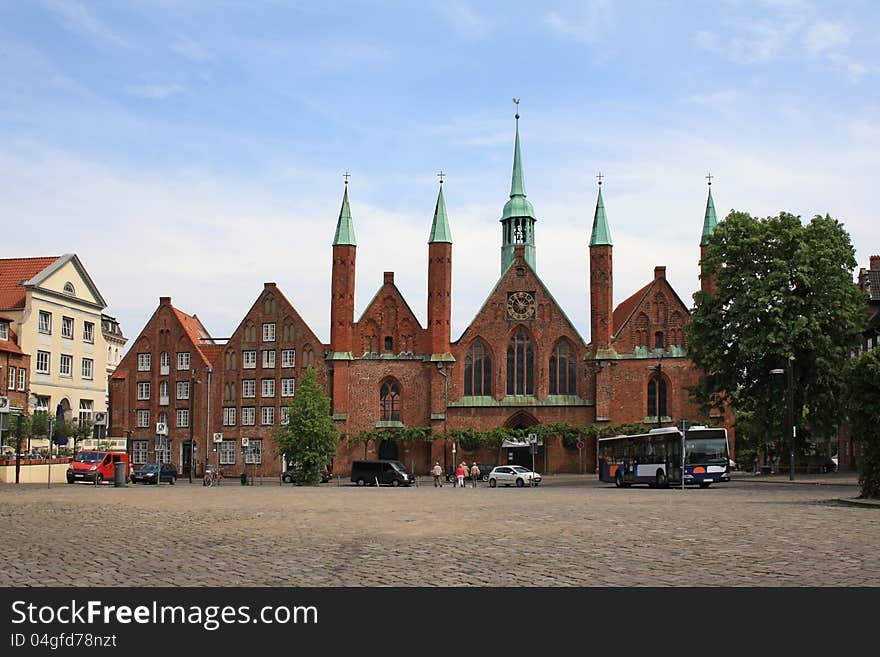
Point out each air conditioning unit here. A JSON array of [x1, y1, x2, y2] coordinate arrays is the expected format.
[[213, 432, 224, 443], [93, 412, 107, 426], [156, 422, 168, 435]]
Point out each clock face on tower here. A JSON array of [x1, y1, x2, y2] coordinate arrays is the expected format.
[[506, 291, 537, 320]]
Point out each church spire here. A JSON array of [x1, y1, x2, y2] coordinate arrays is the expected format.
[[332, 176, 357, 246], [589, 174, 612, 246], [500, 100, 537, 273], [700, 173, 718, 247], [428, 173, 452, 244]]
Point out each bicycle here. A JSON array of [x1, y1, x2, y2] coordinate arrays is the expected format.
[[203, 466, 223, 487]]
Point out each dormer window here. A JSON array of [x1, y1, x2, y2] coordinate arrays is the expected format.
[[384, 336, 393, 353], [0, 322, 7, 341], [63, 282, 75, 296]]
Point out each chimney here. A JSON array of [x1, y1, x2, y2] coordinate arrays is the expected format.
[[870, 255, 880, 271], [159, 296, 171, 306], [654, 266, 666, 280], [264, 282, 277, 289], [383, 272, 394, 285]]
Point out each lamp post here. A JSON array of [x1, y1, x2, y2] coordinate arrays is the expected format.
[[770, 356, 795, 481], [647, 354, 664, 428]]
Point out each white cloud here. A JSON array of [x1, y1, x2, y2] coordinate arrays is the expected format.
[[439, 2, 490, 38], [802, 20, 851, 55], [42, 0, 128, 48], [125, 83, 185, 99], [171, 36, 213, 63], [544, 0, 615, 49]]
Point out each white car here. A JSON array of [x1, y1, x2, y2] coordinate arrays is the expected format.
[[487, 465, 542, 487]]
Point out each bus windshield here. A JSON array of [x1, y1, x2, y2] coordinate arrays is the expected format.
[[684, 438, 728, 465]]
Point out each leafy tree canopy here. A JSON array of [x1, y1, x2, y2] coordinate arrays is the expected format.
[[273, 367, 338, 485], [688, 211, 863, 452], [845, 349, 880, 498]]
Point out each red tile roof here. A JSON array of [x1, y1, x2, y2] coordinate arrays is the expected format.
[[172, 308, 213, 366], [0, 339, 24, 355], [199, 344, 224, 366], [612, 281, 654, 335], [0, 257, 59, 309]]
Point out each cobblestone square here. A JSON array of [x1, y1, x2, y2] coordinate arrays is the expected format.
[[1, 474, 877, 587]]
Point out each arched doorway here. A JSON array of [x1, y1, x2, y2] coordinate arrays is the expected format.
[[378, 439, 399, 461], [503, 411, 539, 468]]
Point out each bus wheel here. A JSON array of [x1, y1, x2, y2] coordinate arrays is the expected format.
[[656, 471, 667, 488], [615, 471, 623, 488]]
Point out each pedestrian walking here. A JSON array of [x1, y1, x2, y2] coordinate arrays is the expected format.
[[456, 463, 466, 489], [432, 461, 443, 487], [470, 462, 480, 488]]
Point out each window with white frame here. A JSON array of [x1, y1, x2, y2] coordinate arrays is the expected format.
[[159, 380, 169, 403], [158, 411, 168, 428], [262, 350, 275, 368], [262, 323, 276, 342], [261, 379, 275, 398], [177, 352, 190, 371], [0, 323, 8, 341], [38, 311, 52, 334], [281, 349, 296, 368], [219, 440, 236, 465], [160, 351, 170, 372], [59, 354, 73, 377], [177, 380, 190, 400], [261, 406, 275, 425], [138, 353, 151, 371], [245, 439, 263, 464], [78, 400, 92, 424], [241, 407, 256, 426], [18, 368, 26, 390], [281, 378, 295, 397], [176, 408, 189, 428], [36, 351, 50, 374], [137, 409, 150, 428], [83, 321, 94, 343], [61, 316, 74, 339], [242, 350, 257, 369], [280, 407, 290, 425], [132, 440, 148, 464], [7, 366, 15, 391], [242, 379, 256, 398], [82, 358, 93, 380], [156, 443, 170, 464], [137, 382, 151, 400], [223, 407, 236, 426]]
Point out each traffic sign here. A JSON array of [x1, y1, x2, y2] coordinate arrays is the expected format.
[[576, 439, 585, 450], [528, 433, 538, 444], [213, 432, 224, 443]]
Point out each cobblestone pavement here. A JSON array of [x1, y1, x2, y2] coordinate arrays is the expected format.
[[1, 474, 877, 587]]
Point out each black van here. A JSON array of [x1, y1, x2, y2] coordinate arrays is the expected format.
[[350, 460, 415, 487]]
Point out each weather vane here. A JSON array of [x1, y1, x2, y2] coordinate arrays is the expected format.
[[706, 172, 713, 186], [597, 171, 603, 187], [513, 98, 520, 120], [437, 170, 445, 184], [343, 171, 350, 185]]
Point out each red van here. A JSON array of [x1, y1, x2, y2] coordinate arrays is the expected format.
[[66, 451, 130, 484]]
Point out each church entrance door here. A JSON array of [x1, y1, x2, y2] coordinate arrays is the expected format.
[[378, 440, 399, 461]]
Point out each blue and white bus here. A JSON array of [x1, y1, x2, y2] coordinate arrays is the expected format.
[[598, 426, 731, 488]]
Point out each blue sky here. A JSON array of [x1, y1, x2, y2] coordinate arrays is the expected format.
[[2, 0, 877, 347]]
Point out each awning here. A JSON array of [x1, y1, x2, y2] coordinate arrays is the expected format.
[[502, 438, 543, 448]]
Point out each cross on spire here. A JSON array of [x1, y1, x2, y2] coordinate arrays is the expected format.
[[437, 170, 445, 184], [343, 171, 350, 185], [706, 172, 713, 186], [597, 171, 604, 187], [513, 97, 520, 120]]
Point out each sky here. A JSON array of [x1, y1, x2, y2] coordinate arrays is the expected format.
[[1, 0, 878, 349]]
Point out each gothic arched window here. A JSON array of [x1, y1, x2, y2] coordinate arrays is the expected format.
[[464, 340, 492, 396], [549, 339, 577, 395], [647, 376, 667, 419], [380, 379, 401, 422], [506, 328, 534, 395]]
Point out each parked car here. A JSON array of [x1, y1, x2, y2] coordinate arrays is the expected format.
[[350, 460, 415, 487], [67, 451, 130, 484], [824, 454, 838, 473], [280, 464, 333, 484], [487, 465, 542, 487], [130, 462, 178, 485]]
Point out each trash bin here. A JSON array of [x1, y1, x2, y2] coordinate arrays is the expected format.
[[114, 461, 127, 487], [240, 472, 248, 486]]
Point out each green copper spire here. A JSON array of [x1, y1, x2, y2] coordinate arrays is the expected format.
[[589, 178, 612, 246], [332, 179, 357, 246], [701, 179, 718, 247], [428, 177, 452, 244], [500, 102, 537, 273]]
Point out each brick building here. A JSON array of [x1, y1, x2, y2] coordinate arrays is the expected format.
[[110, 115, 733, 478], [1, 315, 31, 426]]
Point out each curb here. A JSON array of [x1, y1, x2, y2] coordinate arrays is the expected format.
[[835, 497, 880, 508]]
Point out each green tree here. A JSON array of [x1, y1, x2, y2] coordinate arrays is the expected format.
[[688, 211, 864, 459], [274, 367, 338, 485], [845, 349, 880, 498]]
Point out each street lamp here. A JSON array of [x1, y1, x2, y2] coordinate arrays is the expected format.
[[436, 362, 449, 479], [646, 354, 664, 429], [770, 356, 795, 481], [188, 369, 202, 484]]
